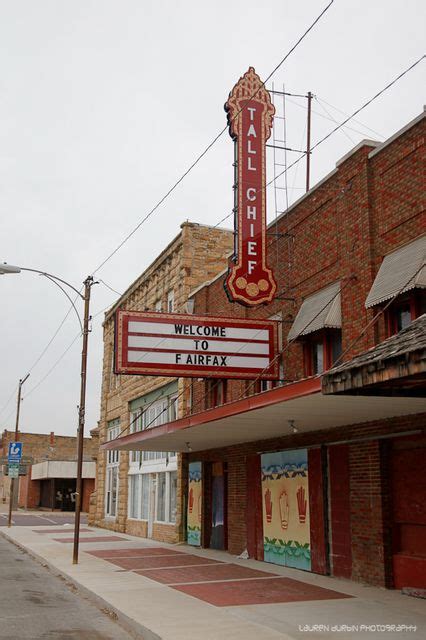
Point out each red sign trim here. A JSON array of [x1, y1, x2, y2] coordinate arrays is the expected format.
[[224, 67, 277, 307], [115, 310, 279, 380]]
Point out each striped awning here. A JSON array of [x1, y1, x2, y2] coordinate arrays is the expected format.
[[365, 235, 426, 308], [287, 282, 341, 341]]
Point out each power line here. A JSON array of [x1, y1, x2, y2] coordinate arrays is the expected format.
[[284, 93, 385, 139], [0, 2, 334, 410], [315, 96, 356, 145], [314, 95, 385, 138], [0, 385, 17, 420], [266, 55, 425, 205], [90, 1, 335, 277], [20, 299, 117, 402], [4, 51, 423, 413], [311, 55, 425, 150]]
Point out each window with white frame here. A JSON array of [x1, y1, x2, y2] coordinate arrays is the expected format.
[[105, 419, 120, 517], [167, 289, 174, 313], [156, 470, 177, 523], [128, 395, 177, 463], [127, 387, 178, 524], [128, 471, 176, 523], [142, 395, 176, 461], [155, 299, 162, 312]]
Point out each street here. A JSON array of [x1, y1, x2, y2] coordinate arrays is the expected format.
[[0, 536, 135, 640]]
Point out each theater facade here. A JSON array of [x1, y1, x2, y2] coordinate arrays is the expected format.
[[104, 107, 425, 589]]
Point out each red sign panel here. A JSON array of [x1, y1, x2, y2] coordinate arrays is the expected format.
[[225, 67, 277, 306], [115, 310, 279, 380]]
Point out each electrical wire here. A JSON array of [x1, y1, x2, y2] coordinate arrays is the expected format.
[[314, 96, 356, 145], [311, 55, 425, 151], [0, 385, 17, 420], [19, 298, 118, 403], [98, 279, 124, 297], [4, 52, 423, 418], [90, 1, 335, 277], [283, 93, 385, 140], [314, 96, 385, 139], [0, 0, 337, 404]]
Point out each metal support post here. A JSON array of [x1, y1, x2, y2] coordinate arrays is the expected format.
[[306, 91, 313, 192]]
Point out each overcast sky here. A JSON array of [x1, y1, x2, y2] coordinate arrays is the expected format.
[[0, 0, 424, 436]]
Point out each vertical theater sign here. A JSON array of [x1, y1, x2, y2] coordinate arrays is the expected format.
[[225, 67, 277, 306]]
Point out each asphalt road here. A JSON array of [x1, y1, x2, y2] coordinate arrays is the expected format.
[[0, 536, 136, 640]]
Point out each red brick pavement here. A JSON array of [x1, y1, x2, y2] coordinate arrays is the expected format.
[[54, 536, 127, 543], [108, 554, 222, 570], [173, 576, 353, 606], [135, 563, 278, 584], [87, 547, 185, 558]]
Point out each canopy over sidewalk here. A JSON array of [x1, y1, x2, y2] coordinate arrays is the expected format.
[[102, 376, 426, 453]]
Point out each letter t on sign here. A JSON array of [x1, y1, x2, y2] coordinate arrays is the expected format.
[[224, 67, 277, 306]]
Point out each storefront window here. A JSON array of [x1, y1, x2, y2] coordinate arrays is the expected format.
[[169, 471, 177, 524], [129, 475, 140, 519], [156, 472, 167, 522], [105, 419, 120, 518], [141, 474, 150, 520]]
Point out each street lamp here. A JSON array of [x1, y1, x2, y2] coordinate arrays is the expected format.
[[1, 262, 96, 564]]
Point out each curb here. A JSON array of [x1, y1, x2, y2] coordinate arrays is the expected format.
[[0, 529, 161, 640]]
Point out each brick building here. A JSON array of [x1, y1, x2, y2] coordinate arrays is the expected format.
[[89, 222, 233, 542], [104, 109, 425, 589], [0, 429, 97, 512]]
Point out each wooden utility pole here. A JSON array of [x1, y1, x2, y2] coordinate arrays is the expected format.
[[72, 276, 93, 564], [8, 374, 29, 527]]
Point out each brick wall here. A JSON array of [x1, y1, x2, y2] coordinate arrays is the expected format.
[[190, 114, 425, 411], [1, 430, 97, 509], [188, 412, 426, 585], [0, 430, 98, 464]]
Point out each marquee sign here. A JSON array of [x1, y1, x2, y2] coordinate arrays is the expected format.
[[225, 67, 277, 306], [115, 310, 279, 380]]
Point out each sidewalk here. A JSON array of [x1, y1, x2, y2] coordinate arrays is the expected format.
[[1, 523, 425, 640]]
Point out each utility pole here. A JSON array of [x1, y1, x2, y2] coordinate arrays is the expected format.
[[72, 276, 94, 564], [306, 91, 313, 192], [8, 373, 30, 527]]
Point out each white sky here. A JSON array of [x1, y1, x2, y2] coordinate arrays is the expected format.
[[1, 0, 425, 435]]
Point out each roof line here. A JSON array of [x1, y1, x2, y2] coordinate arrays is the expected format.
[[368, 107, 426, 159]]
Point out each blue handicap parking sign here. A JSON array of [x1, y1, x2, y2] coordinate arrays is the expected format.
[[8, 442, 23, 462]]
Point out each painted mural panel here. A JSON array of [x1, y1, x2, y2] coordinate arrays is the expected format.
[[187, 462, 202, 546], [261, 449, 311, 570]]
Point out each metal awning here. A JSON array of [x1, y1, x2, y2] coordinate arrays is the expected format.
[[365, 235, 426, 308], [101, 377, 426, 453], [287, 282, 341, 340]]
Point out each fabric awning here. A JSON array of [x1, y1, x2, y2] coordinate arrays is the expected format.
[[287, 282, 341, 341], [365, 235, 426, 308]]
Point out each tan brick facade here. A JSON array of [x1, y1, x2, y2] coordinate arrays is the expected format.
[[90, 222, 233, 543]]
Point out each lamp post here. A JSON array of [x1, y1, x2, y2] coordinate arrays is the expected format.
[[7, 373, 30, 527], [0, 263, 96, 564]]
